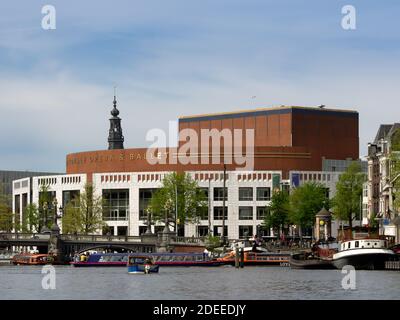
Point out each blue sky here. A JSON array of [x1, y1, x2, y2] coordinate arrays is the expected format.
[[0, 0, 399, 172]]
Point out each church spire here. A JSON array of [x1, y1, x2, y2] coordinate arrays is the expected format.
[[108, 88, 124, 150]]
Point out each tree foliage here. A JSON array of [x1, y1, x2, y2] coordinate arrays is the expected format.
[[332, 162, 366, 230], [390, 129, 400, 213], [263, 190, 290, 235], [149, 172, 207, 231], [22, 204, 40, 233], [0, 184, 13, 232], [38, 184, 53, 232], [289, 182, 330, 230], [62, 183, 105, 234], [391, 128, 400, 152]]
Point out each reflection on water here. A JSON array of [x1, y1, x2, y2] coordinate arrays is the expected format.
[[0, 265, 399, 300]]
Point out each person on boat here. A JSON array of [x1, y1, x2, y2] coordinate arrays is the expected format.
[[203, 248, 209, 260]]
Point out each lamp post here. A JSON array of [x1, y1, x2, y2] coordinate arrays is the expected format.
[[42, 202, 50, 233], [52, 198, 58, 226], [50, 197, 61, 235], [145, 207, 153, 235]]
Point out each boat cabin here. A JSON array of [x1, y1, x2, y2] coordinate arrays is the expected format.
[[339, 239, 387, 252]]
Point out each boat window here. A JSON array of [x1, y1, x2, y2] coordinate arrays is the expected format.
[[130, 258, 145, 264], [99, 255, 112, 262], [355, 241, 359, 248], [110, 255, 123, 262], [342, 244, 345, 250], [122, 256, 128, 262], [348, 242, 351, 249], [367, 243, 370, 246], [175, 256, 185, 261]]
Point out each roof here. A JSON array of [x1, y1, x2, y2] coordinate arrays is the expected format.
[[387, 123, 400, 139], [374, 124, 394, 143], [179, 105, 358, 122], [316, 207, 332, 217]]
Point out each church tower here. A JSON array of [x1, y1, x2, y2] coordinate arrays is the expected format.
[[108, 93, 124, 150]]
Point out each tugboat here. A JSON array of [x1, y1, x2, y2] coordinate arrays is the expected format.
[[332, 239, 397, 270]]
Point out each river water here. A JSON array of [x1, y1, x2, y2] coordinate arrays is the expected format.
[[0, 265, 399, 300]]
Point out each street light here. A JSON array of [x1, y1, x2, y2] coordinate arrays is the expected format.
[[41, 202, 50, 233], [145, 207, 153, 235]]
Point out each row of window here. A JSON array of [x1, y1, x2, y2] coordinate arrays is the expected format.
[[137, 225, 260, 239], [215, 187, 271, 201], [212, 206, 269, 220], [50, 188, 272, 222]]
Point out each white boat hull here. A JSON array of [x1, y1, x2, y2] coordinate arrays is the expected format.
[[332, 248, 396, 270]]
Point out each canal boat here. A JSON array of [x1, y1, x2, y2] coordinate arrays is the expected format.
[[289, 252, 335, 270], [71, 252, 223, 267], [12, 253, 53, 265], [217, 248, 290, 266], [332, 239, 397, 270], [127, 255, 159, 274]]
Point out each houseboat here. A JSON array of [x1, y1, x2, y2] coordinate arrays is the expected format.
[[127, 255, 159, 274], [217, 247, 290, 266], [71, 252, 223, 267], [332, 239, 397, 270], [12, 253, 53, 265]]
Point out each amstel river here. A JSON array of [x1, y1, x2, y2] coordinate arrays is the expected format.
[[0, 265, 399, 300]]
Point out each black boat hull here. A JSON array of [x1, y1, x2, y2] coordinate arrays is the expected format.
[[289, 254, 335, 270], [333, 253, 396, 270]]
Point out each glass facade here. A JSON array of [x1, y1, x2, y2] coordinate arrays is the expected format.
[[239, 206, 253, 220], [213, 206, 228, 220], [139, 188, 156, 220], [256, 206, 269, 220], [239, 225, 253, 238], [256, 187, 270, 201], [102, 189, 129, 221], [239, 187, 253, 201], [213, 187, 227, 201]]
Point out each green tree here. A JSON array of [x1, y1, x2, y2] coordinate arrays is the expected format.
[[390, 129, 400, 213], [289, 182, 330, 234], [61, 183, 105, 234], [22, 204, 40, 233], [263, 190, 290, 236], [149, 172, 207, 232], [332, 162, 366, 231], [0, 185, 13, 232]]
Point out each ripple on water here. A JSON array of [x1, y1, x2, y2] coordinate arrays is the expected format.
[[0, 265, 399, 300]]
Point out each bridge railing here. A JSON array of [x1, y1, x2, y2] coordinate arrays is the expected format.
[[0, 233, 50, 240], [156, 233, 205, 245], [60, 234, 143, 243]]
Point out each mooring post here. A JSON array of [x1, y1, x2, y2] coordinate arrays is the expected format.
[[240, 248, 244, 268], [235, 247, 240, 268]]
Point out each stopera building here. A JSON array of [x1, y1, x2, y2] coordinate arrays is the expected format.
[[12, 97, 361, 240]]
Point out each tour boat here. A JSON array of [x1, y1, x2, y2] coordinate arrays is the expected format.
[[217, 247, 290, 266], [12, 253, 53, 265], [71, 252, 223, 267], [127, 255, 159, 274], [332, 239, 397, 270]]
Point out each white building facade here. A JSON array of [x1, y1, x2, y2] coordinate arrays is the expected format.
[[13, 170, 343, 240]]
